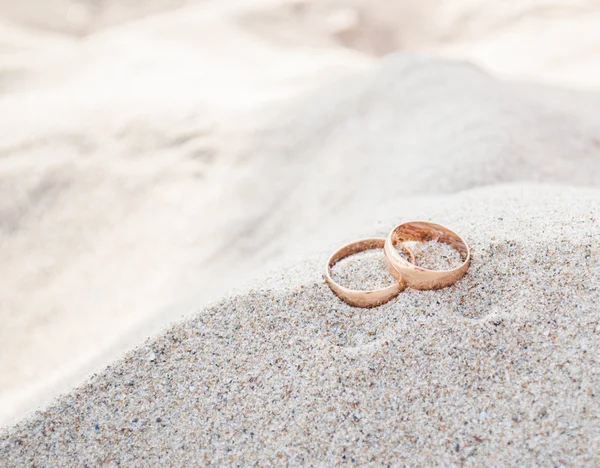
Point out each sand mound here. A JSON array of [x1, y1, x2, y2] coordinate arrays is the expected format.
[[209, 55, 600, 267], [2, 183, 599, 465], [0, 0, 369, 426], [3, 0, 600, 452], [3, 49, 600, 427]]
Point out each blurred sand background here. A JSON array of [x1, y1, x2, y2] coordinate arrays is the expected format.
[[2, 0, 600, 427]]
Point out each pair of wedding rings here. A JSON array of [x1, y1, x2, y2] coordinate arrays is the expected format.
[[324, 221, 471, 308]]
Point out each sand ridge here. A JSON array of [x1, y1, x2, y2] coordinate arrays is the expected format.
[[1, 184, 599, 465], [3, 50, 600, 428], [2, 1, 600, 460]]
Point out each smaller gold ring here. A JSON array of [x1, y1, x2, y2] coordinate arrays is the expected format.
[[324, 238, 416, 308], [384, 221, 470, 290]]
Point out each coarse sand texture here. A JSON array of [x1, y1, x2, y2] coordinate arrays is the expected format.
[[1, 185, 599, 465]]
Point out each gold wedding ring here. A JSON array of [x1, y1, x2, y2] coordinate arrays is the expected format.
[[325, 222, 470, 307], [384, 221, 470, 290], [324, 238, 415, 308]]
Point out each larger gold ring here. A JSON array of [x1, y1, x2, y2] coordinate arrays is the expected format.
[[325, 238, 416, 308], [384, 221, 470, 290]]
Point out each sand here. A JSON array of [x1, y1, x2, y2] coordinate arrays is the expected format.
[[0, 0, 371, 426], [331, 250, 396, 291], [2, 0, 600, 463], [1, 184, 599, 465], [407, 241, 463, 271], [329, 241, 462, 291]]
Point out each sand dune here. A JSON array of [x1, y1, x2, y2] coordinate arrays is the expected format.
[[1, 1, 600, 460], [2, 182, 599, 465], [0, 0, 369, 426]]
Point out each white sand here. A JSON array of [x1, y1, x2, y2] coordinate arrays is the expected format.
[[406, 241, 464, 271], [1, 0, 600, 462], [331, 250, 396, 291], [329, 241, 462, 291], [1, 184, 599, 465]]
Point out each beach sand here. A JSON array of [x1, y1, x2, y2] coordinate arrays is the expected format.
[[1, 0, 600, 463], [1, 184, 599, 465]]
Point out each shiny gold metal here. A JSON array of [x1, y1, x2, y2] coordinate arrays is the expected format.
[[384, 221, 470, 290], [324, 238, 415, 308]]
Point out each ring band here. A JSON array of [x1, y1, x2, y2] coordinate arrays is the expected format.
[[325, 238, 416, 308], [384, 221, 470, 290]]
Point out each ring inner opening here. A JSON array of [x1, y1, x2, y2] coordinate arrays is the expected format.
[[392, 223, 467, 271], [331, 244, 408, 291]]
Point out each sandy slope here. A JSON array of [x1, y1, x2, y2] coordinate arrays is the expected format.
[[2, 0, 600, 428], [0, 1, 369, 426], [1, 183, 599, 465]]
